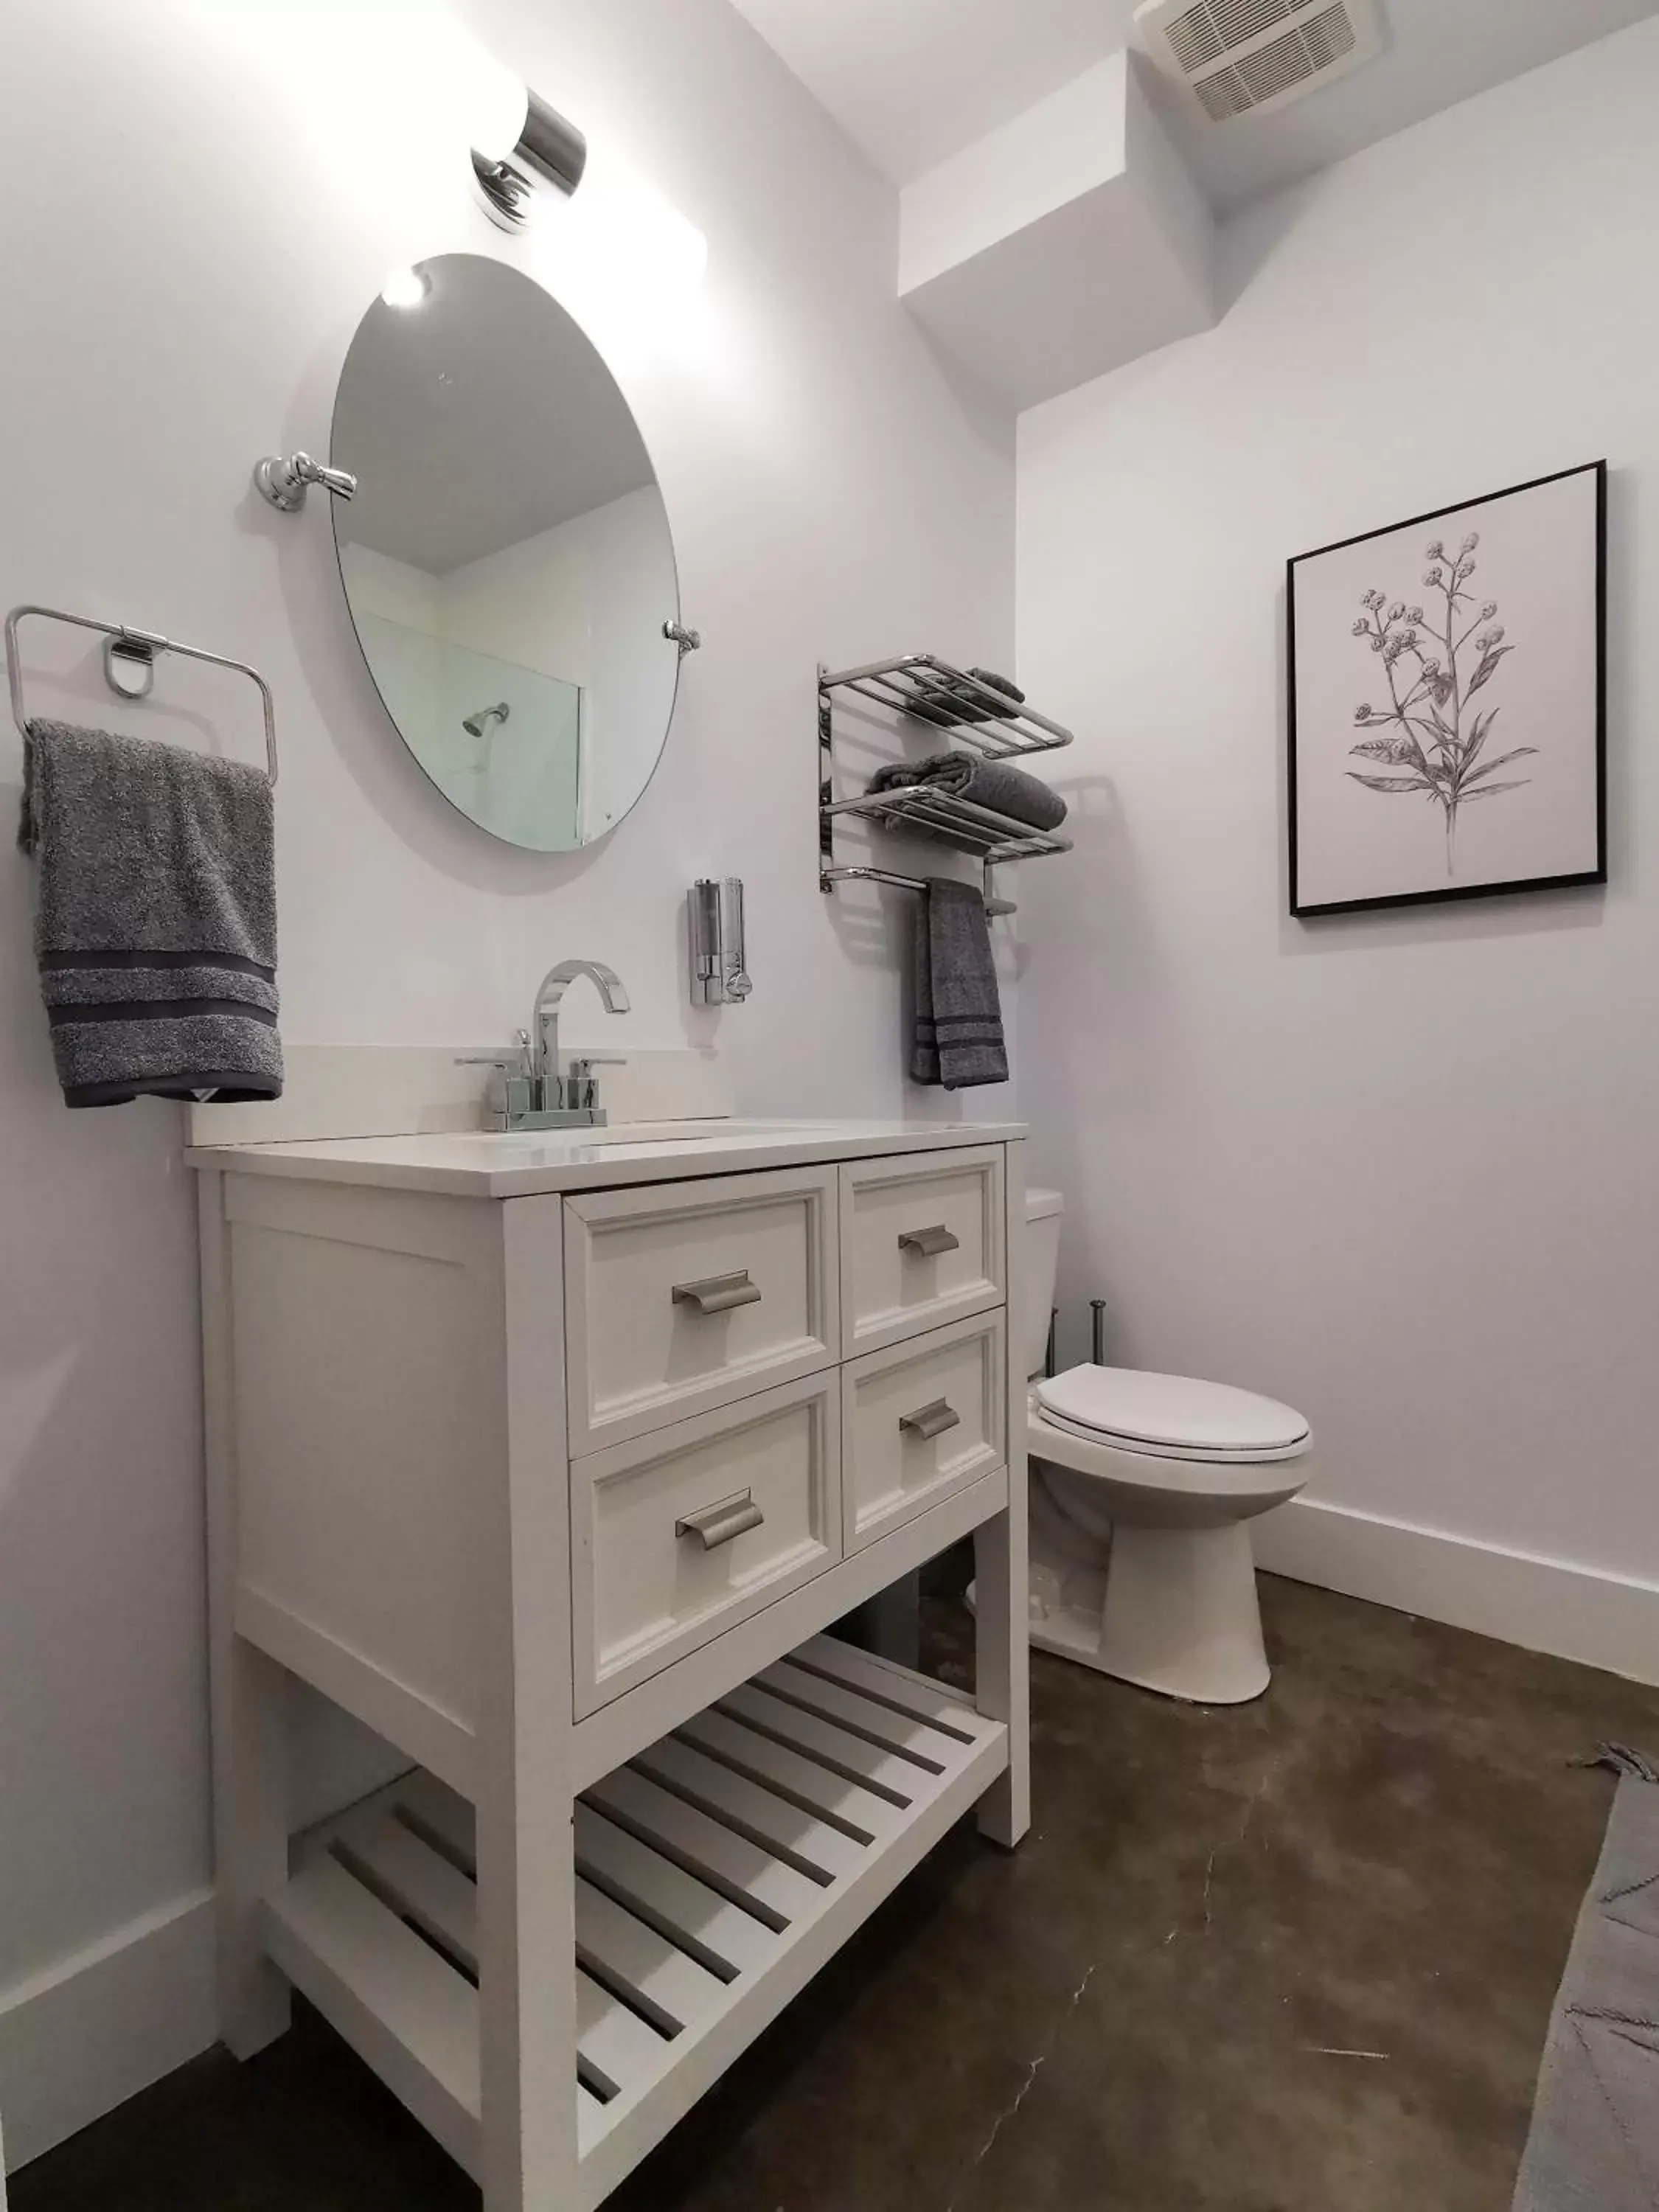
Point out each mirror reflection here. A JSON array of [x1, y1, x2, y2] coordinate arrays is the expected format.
[[332, 253, 681, 851]]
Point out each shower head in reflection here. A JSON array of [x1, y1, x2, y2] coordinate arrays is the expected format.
[[462, 701, 510, 739]]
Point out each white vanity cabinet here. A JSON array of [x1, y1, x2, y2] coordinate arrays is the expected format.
[[192, 1121, 1029, 2211]]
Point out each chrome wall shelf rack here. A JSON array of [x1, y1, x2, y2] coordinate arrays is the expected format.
[[818, 654, 1072, 918]]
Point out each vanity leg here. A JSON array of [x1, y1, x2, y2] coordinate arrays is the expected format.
[[977, 1140, 1031, 1848], [974, 1504, 1031, 1847], [213, 1638, 293, 2055], [476, 1198, 580, 2210], [475, 1764, 579, 2211], [201, 1167, 292, 2056]]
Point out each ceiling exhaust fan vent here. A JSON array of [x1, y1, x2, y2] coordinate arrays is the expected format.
[[1136, 0, 1382, 122]]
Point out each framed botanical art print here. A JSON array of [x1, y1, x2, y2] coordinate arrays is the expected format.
[[1287, 461, 1606, 917]]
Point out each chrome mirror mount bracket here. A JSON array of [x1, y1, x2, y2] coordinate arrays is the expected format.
[[254, 451, 358, 514]]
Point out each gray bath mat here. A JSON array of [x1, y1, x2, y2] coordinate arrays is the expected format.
[[1513, 1747, 1659, 2210]]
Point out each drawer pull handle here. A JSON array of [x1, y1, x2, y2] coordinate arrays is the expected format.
[[671, 1270, 762, 1315], [675, 1491, 765, 1550], [898, 1224, 959, 1259], [900, 1398, 961, 1441]]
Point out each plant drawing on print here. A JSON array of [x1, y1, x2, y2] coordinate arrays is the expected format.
[[1287, 462, 1605, 917], [1350, 539, 1524, 877]]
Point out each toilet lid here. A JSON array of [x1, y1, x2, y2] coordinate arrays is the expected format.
[[1035, 1366, 1310, 1458]]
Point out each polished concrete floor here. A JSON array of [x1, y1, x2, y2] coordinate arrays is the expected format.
[[15, 1575, 1659, 2212]]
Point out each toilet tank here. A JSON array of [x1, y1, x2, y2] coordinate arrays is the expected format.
[[1023, 1186, 1064, 1378]]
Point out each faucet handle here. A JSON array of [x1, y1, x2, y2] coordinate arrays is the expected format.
[[559, 1054, 627, 1117], [455, 1028, 534, 1072]]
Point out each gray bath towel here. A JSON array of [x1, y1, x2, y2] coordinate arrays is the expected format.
[[1513, 1747, 1659, 2210], [18, 720, 282, 1107], [869, 750, 1068, 835], [907, 666, 1026, 728], [911, 878, 1006, 1091]]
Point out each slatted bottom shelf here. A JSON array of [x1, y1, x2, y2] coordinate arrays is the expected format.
[[262, 1634, 1007, 2210]]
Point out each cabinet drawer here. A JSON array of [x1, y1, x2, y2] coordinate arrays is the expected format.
[[841, 1311, 1006, 1552], [571, 1373, 842, 1716], [565, 1166, 839, 1453], [840, 1147, 1006, 1355]]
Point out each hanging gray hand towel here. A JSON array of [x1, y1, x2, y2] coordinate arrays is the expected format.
[[17, 719, 282, 1107], [911, 878, 1007, 1091]]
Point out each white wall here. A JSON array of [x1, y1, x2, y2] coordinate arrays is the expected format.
[[1016, 21, 1659, 1624], [0, 0, 1012, 2160]]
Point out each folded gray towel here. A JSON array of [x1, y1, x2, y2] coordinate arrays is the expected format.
[[18, 719, 282, 1108], [908, 666, 1026, 728], [868, 750, 1068, 835], [911, 878, 1007, 1091]]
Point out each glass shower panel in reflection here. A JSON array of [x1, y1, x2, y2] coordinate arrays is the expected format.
[[354, 613, 582, 850]]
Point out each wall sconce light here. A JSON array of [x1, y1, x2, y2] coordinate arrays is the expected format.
[[472, 88, 587, 229]]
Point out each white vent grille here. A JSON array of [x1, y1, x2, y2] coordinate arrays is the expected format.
[[1137, 0, 1382, 122], [1194, 67, 1251, 121], [1237, 25, 1315, 102], [1211, 0, 1294, 46], [1302, 1, 1358, 69], [1165, 5, 1225, 70]]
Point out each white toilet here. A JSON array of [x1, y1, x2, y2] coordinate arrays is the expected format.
[[1018, 1187, 1313, 1704]]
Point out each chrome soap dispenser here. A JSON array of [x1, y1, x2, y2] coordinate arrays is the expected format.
[[688, 877, 753, 1006]]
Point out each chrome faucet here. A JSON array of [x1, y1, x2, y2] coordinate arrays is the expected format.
[[459, 958, 630, 1131], [533, 959, 630, 1105]]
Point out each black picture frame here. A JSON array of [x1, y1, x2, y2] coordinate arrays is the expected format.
[[1287, 460, 1607, 919]]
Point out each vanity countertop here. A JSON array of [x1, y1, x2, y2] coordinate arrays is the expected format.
[[184, 1116, 1026, 1199]]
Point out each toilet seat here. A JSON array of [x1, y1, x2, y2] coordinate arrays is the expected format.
[[1034, 1366, 1311, 1464]]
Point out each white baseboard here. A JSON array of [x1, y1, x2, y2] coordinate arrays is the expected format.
[[1254, 1495, 1659, 1689], [0, 1890, 217, 2174]]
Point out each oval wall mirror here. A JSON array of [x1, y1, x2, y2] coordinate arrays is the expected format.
[[332, 253, 682, 851]]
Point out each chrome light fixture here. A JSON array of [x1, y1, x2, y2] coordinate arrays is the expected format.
[[472, 88, 587, 229]]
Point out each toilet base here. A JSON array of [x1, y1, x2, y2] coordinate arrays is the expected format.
[[1029, 1520, 1272, 1705]]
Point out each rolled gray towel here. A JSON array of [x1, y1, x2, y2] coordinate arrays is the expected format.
[[868, 750, 1067, 835], [18, 719, 282, 1107], [911, 878, 1006, 1091], [908, 666, 1026, 728]]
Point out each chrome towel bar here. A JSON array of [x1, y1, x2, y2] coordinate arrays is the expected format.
[[818, 865, 1018, 919], [4, 602, 279, 785]]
